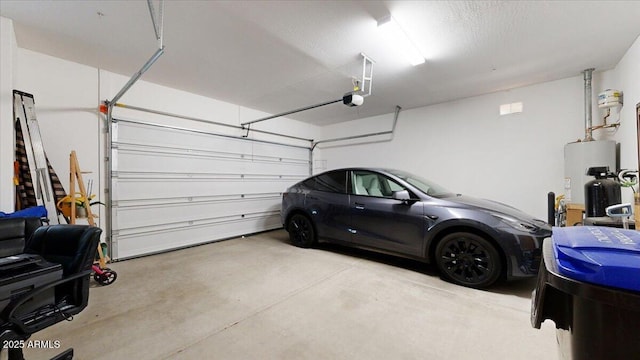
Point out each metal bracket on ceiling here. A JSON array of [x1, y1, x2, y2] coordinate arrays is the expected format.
[[147, 0, 165, 48], [359, 53, 374, 97], [109, 1, 165, 107]]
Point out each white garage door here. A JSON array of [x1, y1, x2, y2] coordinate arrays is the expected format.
[[109, 118, 310, 259]]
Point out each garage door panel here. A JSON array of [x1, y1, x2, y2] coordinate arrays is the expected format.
[[116, 150, 308, 176], [114, 197, 281, 229], [251, 141, 310, 159], [113, 178, 303, 200], [110, 118, 309, 259], [117, 122, 310, 163], [117, 122, 253, 154], [115, 214, 282, 259]]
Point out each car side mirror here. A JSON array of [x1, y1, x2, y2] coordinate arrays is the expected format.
[[392, 190, 411, 201]]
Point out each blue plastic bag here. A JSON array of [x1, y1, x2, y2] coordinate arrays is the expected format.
[[0, 205, 47, 218]]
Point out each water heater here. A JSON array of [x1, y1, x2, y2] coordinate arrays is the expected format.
[[564, 140, 617, 205]]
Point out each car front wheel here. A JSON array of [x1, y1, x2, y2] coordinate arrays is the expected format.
[[287, 214, 316, 248], [435, 232, 502, 288]]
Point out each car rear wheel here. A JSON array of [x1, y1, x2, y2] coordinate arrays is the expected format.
[[435, 232, 502, 288], [287, 214, 316, 248]]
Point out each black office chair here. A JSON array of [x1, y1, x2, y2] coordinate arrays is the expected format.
[[0, 225, 102, 360]]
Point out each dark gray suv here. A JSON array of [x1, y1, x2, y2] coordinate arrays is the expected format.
[[281, 168, 551, 288]]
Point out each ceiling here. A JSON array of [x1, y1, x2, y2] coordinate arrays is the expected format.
[[1, 1, 639, 126]]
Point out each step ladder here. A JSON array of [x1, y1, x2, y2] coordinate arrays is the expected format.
[[67, 150, 108, 268], [13, 90, 60, 224]]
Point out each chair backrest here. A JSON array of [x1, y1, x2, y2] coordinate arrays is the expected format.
[[24, 225, 102, 276], [0, 217, 42, 257], [354, 175, 368, 195], [366, 177, 384, 197]]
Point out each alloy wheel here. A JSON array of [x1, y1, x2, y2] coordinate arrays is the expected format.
[[436, 232, 501, 288], [288, 214, 315, 248]]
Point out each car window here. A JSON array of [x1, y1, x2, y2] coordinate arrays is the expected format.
[[386, 169, 453, 198], [387, 180, 404, 192], [303, 170, 347, 193], [351, 171, 406, 197]]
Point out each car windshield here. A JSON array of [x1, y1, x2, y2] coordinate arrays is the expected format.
[[387, 170, 455, 198]]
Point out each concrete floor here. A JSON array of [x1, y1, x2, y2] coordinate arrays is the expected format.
[[23, 230, 559, 359]]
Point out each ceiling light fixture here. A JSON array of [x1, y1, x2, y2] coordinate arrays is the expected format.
[[377, 15, 425, 66]]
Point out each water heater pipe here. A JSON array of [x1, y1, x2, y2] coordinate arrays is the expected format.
[[583, 68, 595, 141]]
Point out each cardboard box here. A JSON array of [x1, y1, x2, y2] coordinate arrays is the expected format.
[[566, 203, 585, 226]]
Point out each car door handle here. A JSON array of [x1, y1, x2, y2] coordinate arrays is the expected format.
[[354, 202, 365, 210], [426, 214, 439, 220]]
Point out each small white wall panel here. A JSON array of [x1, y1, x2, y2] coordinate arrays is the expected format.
[[111, 119, 309, 259]]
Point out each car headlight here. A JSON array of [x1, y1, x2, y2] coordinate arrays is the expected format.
[[491, 213, 538, 233]]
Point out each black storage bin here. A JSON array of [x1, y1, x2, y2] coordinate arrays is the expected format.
[[531, 226, 640, 360], [0, 256, 63, 317]]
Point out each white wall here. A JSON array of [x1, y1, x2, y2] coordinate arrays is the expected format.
[[596, 36, 640, 205], [0, 16, 17, 212], [319, 36, 640, 220]]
